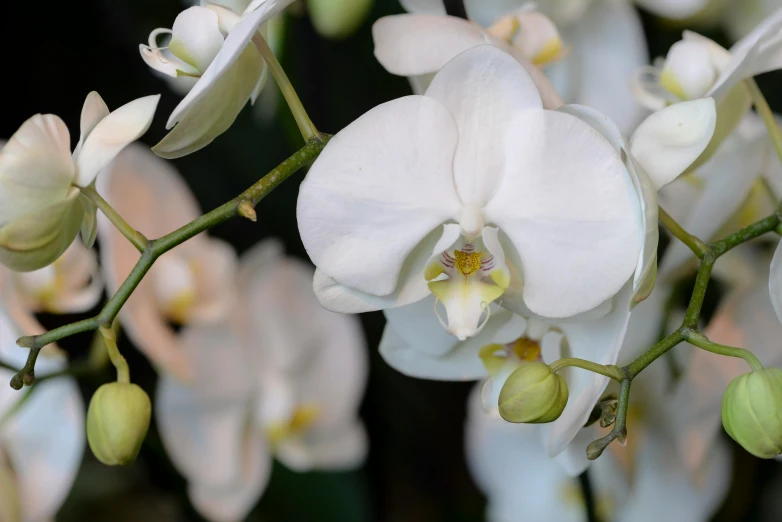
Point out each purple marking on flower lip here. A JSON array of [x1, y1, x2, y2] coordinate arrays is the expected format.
[[462, 244, 475, 252]]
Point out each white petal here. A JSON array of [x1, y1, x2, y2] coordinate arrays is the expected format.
[[373, 14, 489, 76], [630, 98, 717, 190], [380, 304, 526, 380], [464, 386, 586, 522], [169, 7, 225, 73], [543, 281, 634, 457], [74, 95, 160, 187], [311, 227, 444, 314], [283, 421, 367, 471], [425, 45, 542, 207], [1, 377, 84, 521], [661, 40, 718, 100], [0, 115, 74, 225], [297, 95, 460, 297], [399, 0, 445, 14], [486, 110, 640, 318], [659, 126, 766, 278], [73, 91, 110, 159], [547, 0, 648, 135], [244, 0, 294, 14], [634, 0, 708, 19], [771, 241, 782, 325]]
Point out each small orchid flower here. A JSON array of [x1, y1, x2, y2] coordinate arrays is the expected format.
[[299, 45, 649, 341], [156, 240, 367, 522], [0, 92, 159, 272], [96, 145, 237, 381], [0, 271, 85, 522], [379, 0, 649, 134], [140, 0, 294, 158]]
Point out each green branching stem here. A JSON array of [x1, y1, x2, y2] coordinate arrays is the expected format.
[[550, 358, 626, 382], [11, 136, 330, 389], [81, 185, 148, 252], [586, 204, 782, 460], [251, 33, 320, 143]]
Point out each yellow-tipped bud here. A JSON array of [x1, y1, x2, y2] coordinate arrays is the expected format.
[[87, 382, 151, 466], [722, 368, 782, 459], [498, 362, 568, 423]]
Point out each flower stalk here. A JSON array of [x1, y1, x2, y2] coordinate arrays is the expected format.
[[549, 358, 626, 382], [11, 136, 331, 389], [80, 185, 149, 252]]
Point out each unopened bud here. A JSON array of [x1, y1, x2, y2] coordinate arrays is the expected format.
[[722, 368, 782, 458], [308, 0, 373, 39], [498, 362, 568, 423], [87, 382, 151, 466]]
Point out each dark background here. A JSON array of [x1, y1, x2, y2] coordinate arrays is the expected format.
[[2, 0, 782, 520]]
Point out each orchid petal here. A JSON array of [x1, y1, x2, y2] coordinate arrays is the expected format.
[[380, 303, 526, 381], [169, 7, 225, 73], [542, 282, 634, 456], [298, 95, 460, 297], [74, 95, 160, 187], [399, 0, 445, 14], [772, 241, 782, 324], [0, 373, 84, 522], [0, 115, 73, 225], [73, 91, 110, 159], [630, 99, 717, 190], [425, 45, 542, 208], [486, 110, 640, 318]]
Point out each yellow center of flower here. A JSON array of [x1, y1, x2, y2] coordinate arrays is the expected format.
[[532, 38, 564, 66], [266, 404, 321, 446], [454, 250, 484, 276], [513, 338, 542, 361]]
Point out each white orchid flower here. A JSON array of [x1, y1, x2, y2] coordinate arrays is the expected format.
[[0, 271, 85, 522], [724, 0, 780, 41], [659, 112, 781, 279], [140, 0, 294, 159], [96, 145, 237, 381], [382, 0, 648, 134], [0, 92, 159, 272], [299, 45, 649, 337], [156, 240, 367, 522]]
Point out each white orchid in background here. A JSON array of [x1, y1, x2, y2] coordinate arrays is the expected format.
[[307, 0, 375, 39], [156, 240, 367, 522], [380, 0, 648, 134], [0, 268, 89, 522], [658, 112, 782, 279], [96, 145, 237, 381], [0, 92, 159, 272], [140, 0, 294, 158]]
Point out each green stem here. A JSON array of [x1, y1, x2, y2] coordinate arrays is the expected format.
[[252, 33, 319, 142], [682, 253, 715, 328], [658, 205, 709, 258], [624, 330, 686, 379], [99, 326, 129, 384], [746, 78, 782, 167], [685, 331, 764, 372], [12, 136, 330, 388], [80, 185, 148, 252], [550, 358, 626, 382]]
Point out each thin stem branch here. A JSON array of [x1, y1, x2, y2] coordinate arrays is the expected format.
[[550, 358, 626, 382], [99, 326, 129, 384], [251, 33, 320, 142], [658, 205, 709, 258], [80, 185, 148, 252], [685, 331, 764, 372], [11, 136, 330, 388], [746, 78, 782, 166]]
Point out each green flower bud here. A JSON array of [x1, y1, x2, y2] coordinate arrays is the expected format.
[[308, 0, 374, 40], [87, 382, 151, 466], [722, 367, 782, 459], [498, 362, 568, 423]]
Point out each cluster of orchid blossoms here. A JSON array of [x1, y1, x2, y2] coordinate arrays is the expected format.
[[4, 0, 782, 519]]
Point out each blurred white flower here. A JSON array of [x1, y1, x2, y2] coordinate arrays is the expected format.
[[96, 145, 237, 381], [140, 0, 294, 158], [156, 240, 367, 522], [0, 92, 159, 272], [299, 45, 645, 337], [382, 0, 648, 134], [308, 0, 374, 39], [0, 270, 85, 522]]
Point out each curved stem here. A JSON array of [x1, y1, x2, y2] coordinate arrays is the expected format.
[[658, 205, 708, 258], [550, 358, 626, 382], [12, 136, 330, 388], [685, 331, 764, 372], [252, 33, 319, 142], [80, 185, 148, 252], [99, 326, 129, 384], [746, 78, 782, 166]]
